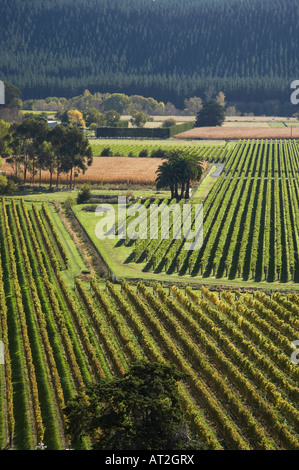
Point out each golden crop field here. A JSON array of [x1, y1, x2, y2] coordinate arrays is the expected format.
[[2, 157, 163, 185]]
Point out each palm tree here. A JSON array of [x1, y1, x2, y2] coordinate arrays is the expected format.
[[176, 154, 203, 199], [156, 160, 179, 199], [156, 150, 203, 200]]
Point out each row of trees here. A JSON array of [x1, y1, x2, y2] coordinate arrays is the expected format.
[[23, 89, 298, 120], [1, 117, 93, 189], [0, 81, 226, 129], [59, 98, 226, 130], [60, 108, 150, 129], [2, 81, 296, 136], [25, 90, 215, 117], [24, 91, 167, 116], [59, 108, 125, 129]]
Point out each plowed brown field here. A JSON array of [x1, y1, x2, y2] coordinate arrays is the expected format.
[[175, 126, 299, 140]]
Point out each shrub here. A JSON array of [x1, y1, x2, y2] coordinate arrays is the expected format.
[[150, 148, 167, 158], [77, 184, 92, 204], [0, 174, 18, 194], [138, 149, 149, 158], [100, 147, 114, 156], [65, 196, 76, 207], [161, 118, 177, 127]]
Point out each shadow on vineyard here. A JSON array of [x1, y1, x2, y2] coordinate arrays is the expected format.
[[239, 179, 261, 281], [254, 182, 267, 282], [2, 137, 299, 450], [279, 181, 289, 283], [216, 181, 248, 278], [107, 140, 299, 285], [268, 178, 276, 283]]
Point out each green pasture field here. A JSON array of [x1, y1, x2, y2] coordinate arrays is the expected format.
[[284, 121, 299, 127], [192, 165, 219, 201], [268, 122, 287, 127], [5, 187, 170, 204]]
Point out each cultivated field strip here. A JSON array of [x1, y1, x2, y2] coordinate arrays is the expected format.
[[0, 198, 299, 449], [125, 139, 299, 281], [91, 140, 231, 163], [106, 280, 299, 450]]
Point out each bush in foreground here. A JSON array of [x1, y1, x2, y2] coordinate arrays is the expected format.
[[64, 361, 202, 450]]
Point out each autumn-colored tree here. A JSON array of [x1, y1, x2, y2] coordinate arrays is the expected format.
[[226, 105, 240, 116], [215, 91, 226, 107], [67, 109, 86, 127]]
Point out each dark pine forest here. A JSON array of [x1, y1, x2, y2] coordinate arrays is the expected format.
[[1, 0, 299, 109]]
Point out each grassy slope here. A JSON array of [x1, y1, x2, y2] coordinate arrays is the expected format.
[[15, 200, 87, 290], [192, 165, 218, 202], [73, 204, 299, 292], [6, 188, 169, 204], [45, 204, 87, 286]]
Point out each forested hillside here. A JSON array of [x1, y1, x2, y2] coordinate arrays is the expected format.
[[0, 0, 298, 109]]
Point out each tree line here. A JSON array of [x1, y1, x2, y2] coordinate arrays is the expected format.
[[0, 0, 298, 114], [0, 117, 93, 190], [23, 90, 225, 118], [0, 82, 296, 122]]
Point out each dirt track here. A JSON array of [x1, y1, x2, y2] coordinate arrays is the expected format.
[[174, 126, 299, 140]]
